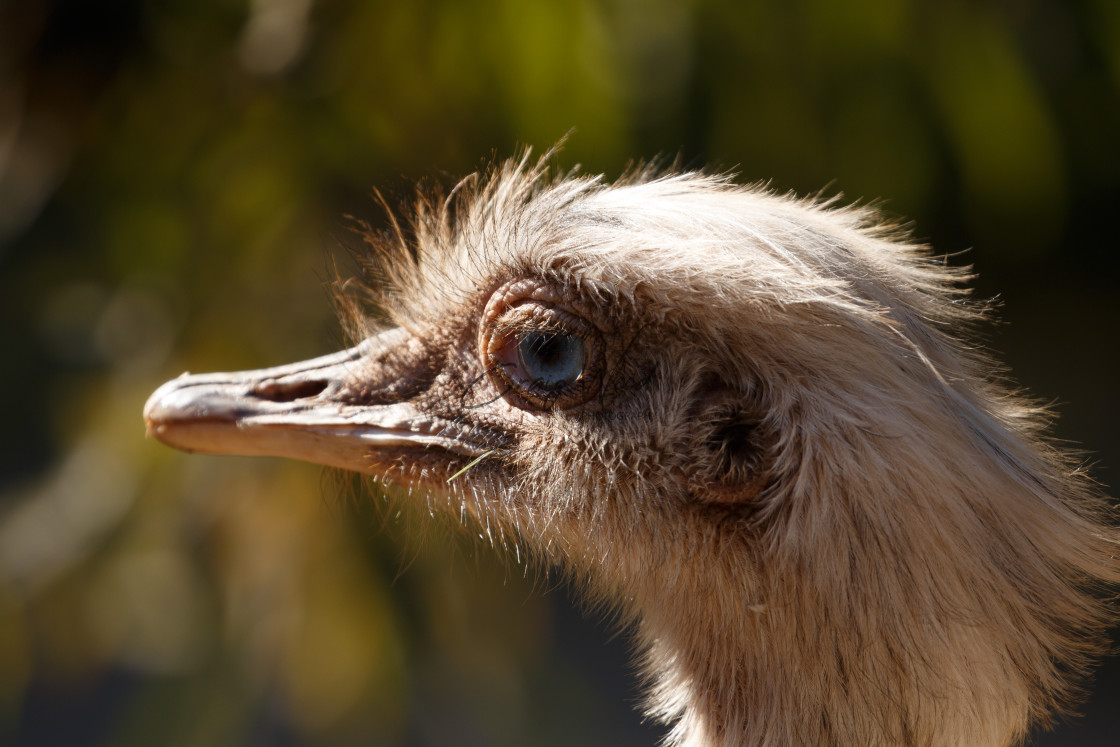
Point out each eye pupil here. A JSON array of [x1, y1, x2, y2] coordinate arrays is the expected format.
[[517, 331, 587, 389]]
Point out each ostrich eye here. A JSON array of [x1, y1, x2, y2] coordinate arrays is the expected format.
[[516, 331, 587, 389], [480, 288, 604, 410]]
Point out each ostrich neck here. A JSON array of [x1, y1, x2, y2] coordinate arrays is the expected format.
[[635, 577, 776, 747], [626, 562, 1026, 747]]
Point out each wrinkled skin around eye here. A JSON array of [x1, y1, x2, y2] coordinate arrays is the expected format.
[[516, 331, 587, 390]]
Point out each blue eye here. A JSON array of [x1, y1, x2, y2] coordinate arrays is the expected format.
[[516, 331, 587, 389], [484, 302, 602, 410]]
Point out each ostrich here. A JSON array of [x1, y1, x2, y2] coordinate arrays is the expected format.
[[144, 154, 1118, 746]]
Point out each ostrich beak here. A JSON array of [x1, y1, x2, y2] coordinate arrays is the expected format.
[[143, 329, 488, 476]]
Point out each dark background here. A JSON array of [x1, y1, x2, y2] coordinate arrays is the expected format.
[[0, 0, 1117, 744]]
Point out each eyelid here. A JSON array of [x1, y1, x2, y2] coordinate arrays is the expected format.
[[494, 302, 581, 332]]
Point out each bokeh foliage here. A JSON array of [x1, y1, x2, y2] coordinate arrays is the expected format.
[[1, 0, 1118, 745]]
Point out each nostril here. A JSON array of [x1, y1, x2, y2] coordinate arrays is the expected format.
[[253, 379, 330, 402]]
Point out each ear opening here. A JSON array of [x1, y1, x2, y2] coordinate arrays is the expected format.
[[688, 372, 775, 505]]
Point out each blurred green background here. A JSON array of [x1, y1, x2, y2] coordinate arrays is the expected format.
[[1, 0, 1118, 745]]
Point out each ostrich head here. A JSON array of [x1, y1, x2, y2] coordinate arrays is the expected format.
[[144, 155, 1118, 746]]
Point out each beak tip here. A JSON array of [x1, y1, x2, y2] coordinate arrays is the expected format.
[[143, 379, 178, 424], [143, 375, 217, 450], [142, 394, 173, 447]]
